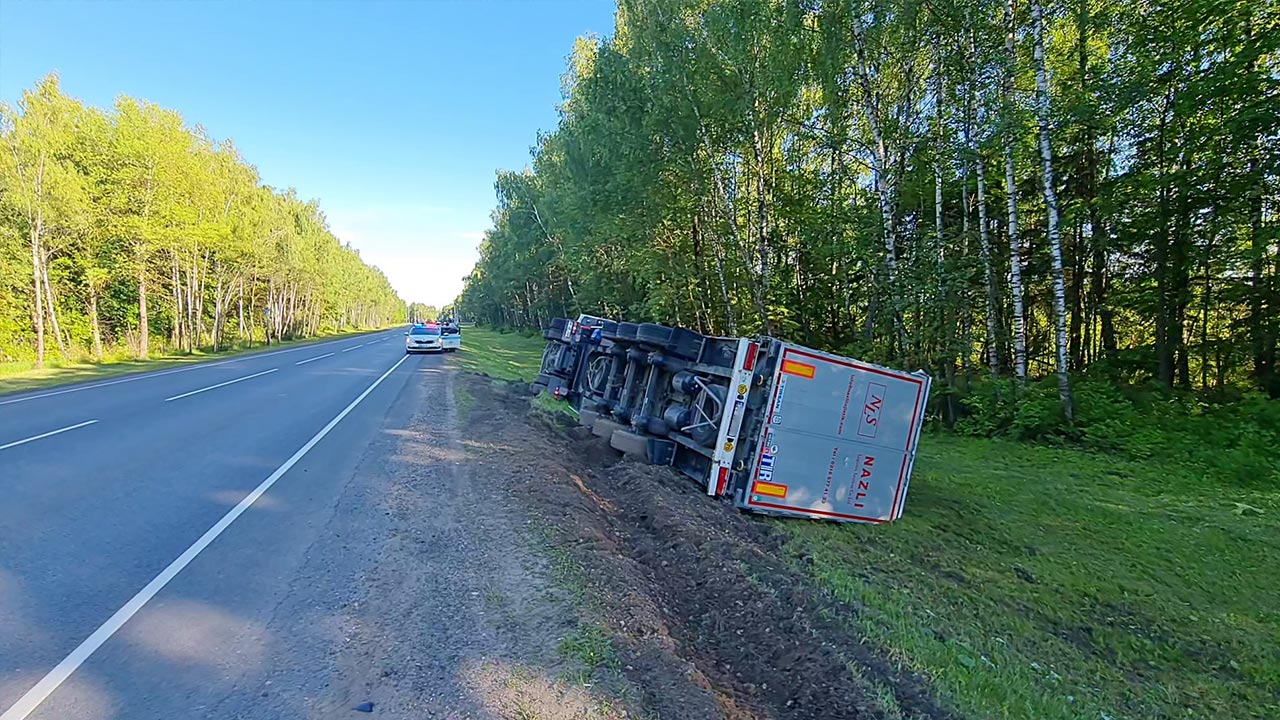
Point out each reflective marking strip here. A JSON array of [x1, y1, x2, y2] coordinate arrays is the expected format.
[[752, 481, 788, 498], [780, 359, 816, 379]]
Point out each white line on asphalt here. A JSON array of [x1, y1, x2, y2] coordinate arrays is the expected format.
[[294, 352, 335, 366], [163, 368, 278, 402], [0, 420, 98, 451], [341, 345, 363, 353], [0, 353, 411, 720], [0, 331, 395, 406]]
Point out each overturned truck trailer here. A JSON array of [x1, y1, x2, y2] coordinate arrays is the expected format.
[[534, 316, 931, 524]]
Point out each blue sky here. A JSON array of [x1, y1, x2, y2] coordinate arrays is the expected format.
[[0, 0, 616, 307]]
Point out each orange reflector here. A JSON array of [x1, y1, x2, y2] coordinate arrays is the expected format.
[[780, 359, 816, 379], [752, 481, 788, 498]]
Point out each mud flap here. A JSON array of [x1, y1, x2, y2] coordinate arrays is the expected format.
[[578, 408, 600, 431], [610, 430, 675, 465], [591, 418, 626, 440]]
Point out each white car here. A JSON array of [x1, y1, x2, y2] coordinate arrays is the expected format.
[[405, 323, 444, 353], [441, 324, 461, 352]]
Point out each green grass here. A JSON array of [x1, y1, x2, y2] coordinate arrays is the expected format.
[[557, 624, 621, 671], [0, 327, 391, 397], [532, 390, 580, 420], [783, 433, 1280, 720], [449, 326, 545, 382]]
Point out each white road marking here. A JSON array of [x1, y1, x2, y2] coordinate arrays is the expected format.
[[294, 352, 335, 366], [0, 353, 411, 720], [0, 331, 394, 406], [0, 420, 98, 451], [341, 345, 363, 353], [163, 369, 278, 402]]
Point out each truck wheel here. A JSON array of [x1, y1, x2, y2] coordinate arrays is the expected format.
[[636, 323, 672, 346]]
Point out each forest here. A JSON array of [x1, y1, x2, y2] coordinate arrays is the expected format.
[[1, 75, 405, 369], [459, 0, 1279, 459]]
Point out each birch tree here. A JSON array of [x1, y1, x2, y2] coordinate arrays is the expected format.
[[1003, 0, 1028, 383], [1031, 0, 1074, 419]]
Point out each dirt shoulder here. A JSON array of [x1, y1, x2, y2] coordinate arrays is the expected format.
[[457, 373, 954, 720]]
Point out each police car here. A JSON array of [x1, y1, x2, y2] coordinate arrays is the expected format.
[[404, 323, 444, 353]]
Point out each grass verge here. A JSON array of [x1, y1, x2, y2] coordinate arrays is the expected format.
[[783, 432, 1279, 720], [449, 327, 545, 382], [0, 327, 391, 396]]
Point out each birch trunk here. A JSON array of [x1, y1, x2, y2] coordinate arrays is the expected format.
[[171, 253, 182, 349], [213, 272, 224, 352], [934, 47, 945, 288], [1004, 0, 1028, 383], [138, 168, 154, 359], [41, 254, 69, 357], [976, 153, 999, 379], [30, 214, 46, 367], [966, 28, 999, 379], [1031, 0, 1075, 419], [89, 284, 103, 360], [138, 268, 149, 359], [850, 14, 903, 354]]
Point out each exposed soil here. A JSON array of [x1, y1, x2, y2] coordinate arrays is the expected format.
[[458, 374, 956, 720]]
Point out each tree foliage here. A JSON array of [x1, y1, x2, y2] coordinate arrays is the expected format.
[[459, 0, 1280, 418], [1, 75, 405, 365]]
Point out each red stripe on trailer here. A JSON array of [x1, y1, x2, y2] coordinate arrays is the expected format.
[[891, 454, 910, 520], [745, 498, 887, 524], [785, 348, 925, 386]]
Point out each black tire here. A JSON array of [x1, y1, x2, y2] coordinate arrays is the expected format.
[[636, 323, 672, 347], [616, 322, 639, 342], [666, 327, 705, 362], [545, 318, 569, 341]]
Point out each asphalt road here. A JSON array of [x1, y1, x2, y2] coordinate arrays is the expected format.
[[0, 329, 448, 719]]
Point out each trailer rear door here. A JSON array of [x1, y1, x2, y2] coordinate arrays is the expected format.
[[739, 346, 929, 523]]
